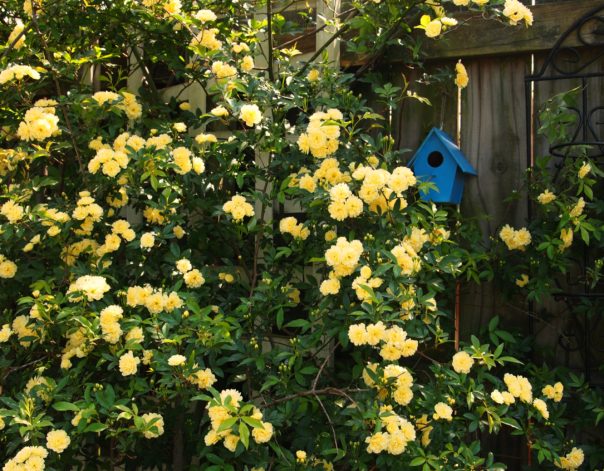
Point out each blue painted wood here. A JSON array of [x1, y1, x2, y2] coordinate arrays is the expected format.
[[407, 127, 477, 204]]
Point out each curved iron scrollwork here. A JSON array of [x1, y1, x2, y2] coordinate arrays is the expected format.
[[526, 4, 604, 161], [532, 4, 604, 79], [525, 4, 604, 382]]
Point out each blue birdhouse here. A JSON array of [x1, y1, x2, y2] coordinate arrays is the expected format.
[[407, 127, 477, 205]]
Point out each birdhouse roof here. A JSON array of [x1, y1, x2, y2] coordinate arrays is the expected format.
[[408, 127, 477, 176]]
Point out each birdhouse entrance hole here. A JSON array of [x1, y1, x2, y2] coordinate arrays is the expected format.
[[427, 151, 444, 168]]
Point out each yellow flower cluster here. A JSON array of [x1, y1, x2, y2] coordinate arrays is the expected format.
[[503, 0, 533, 27], [532, 398, 549, 420], [12, 315, 36, 346], [168, 354, 186, 366], [8, 20, 26, 50], [2, 446, 48, 471], [223, 194, 254, 222], [22, 234, 41, 253], [363, 363, 415, 406], [97, 219, 135, 257], [61, 327, 91, 369], [106, 186, 129, 210], [145, 133, 173, 150], [72, 191, 104, 236], [162, 0, 181, 16], [231, 41, 250, 54], [46, 429, 70, 453], [126, 326, 144, 345], [569, 197, 585, 219], [0, 323, 12, 342], [297, 109, 342, 158], [351, 265, 383, 302], [239, 103, 262, 127], [0, 254, 18, 279], [324, 237, 363, 278], [349, 322, 418, 361], [451, 350, 474, 374], [219, 272, 235, 283], [515, 274, 529, 287], [189, 27, 222, 50], [205, 389, 274, 451], [537, 189, 556, 204], [279, 216, 310, 240], [61, 238, 98, 266], [195, 9, 217, 23], [25, 375, 52, 401], [119, 351, 140, 376], [38, 205, 70, 237], [391, 242, 421, 276], [555, 447, 584, 470], [455, 60, 469, 88], [0, 64, 41, 84], [88, 148, 129, 177], [188, 366, 217, 390], [17, 105, 60, 141], [433, 402, 453, 421], [1, 200, 25, 223], [195, 133, 217, 145], [212, 61, 237, 79], [100, 305, 123, 344], [241, 56, 254, 73], [499, 224, 531, 251], [307, 69, 320, 82], [0, 148, 28, 176], [559, 228, 573, 252], [417, 14, 457, 39], [141, 412, 165, 439], [490, 389, 516, 405], [416, 415, 433, 447], [578, 161, 591, 179], [503, 373, 533, 403], [365, 406, 416, 455], [91, 91, 142, 120], [126, 285, 183, 314], [298, 158, 350, 191], [67, 275, 110, 302], [353, 165, 415, 214], [91, 91, 120, 105], [171, 146, 205, 175], [328, 183, 363, 221], [542, 382, 564, 402]]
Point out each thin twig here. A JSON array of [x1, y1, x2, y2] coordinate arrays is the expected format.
[[265, 386, 356, 407], [312, 341, 339, 390], [267, 0, 275, 82], [314, 393, 338, 452], [130, 46, 161, 101], [30, 11, 85, 175], [0, 22, 32, 60]]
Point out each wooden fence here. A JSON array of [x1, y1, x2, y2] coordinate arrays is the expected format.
[[343, 1, 604, 356]]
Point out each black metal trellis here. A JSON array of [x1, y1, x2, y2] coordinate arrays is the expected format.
[[524, 3, 604, 381]]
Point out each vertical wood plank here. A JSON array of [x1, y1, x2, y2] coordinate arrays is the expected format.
[[458, 55, 532, 337]]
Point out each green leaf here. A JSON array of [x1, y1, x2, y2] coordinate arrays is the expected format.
[[52, 401, 79, 412], [216, 417, 238, 433], [500, 417, 521, 430], [284, 319, 310, 329], [85, 422, 107, 433], [239, 422, 250, 449], [410, 457, 426, 466], [241, 416, 264, 428]]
